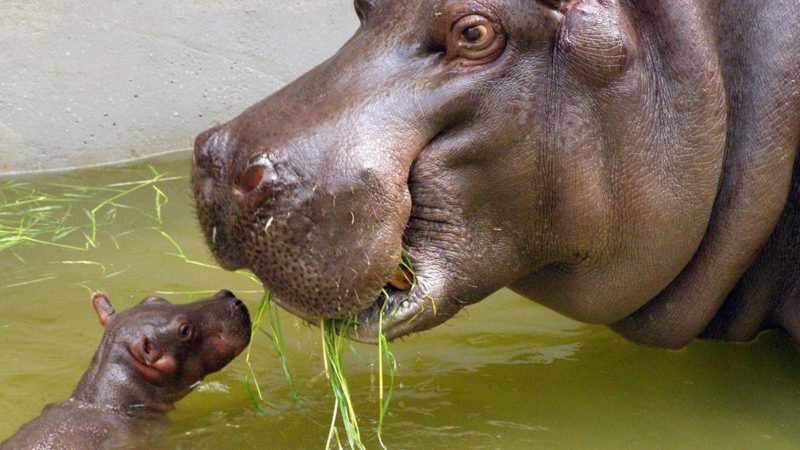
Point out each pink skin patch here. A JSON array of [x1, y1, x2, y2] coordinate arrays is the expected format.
[[205, 334, 242, 370]]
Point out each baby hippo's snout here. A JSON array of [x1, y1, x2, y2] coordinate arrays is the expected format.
[[217, 288, 250, 324], [188, 289, 252, 373], [199, 289, 253, 373]]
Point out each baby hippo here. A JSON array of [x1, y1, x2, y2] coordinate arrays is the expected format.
[[1, 289, 251, 450]]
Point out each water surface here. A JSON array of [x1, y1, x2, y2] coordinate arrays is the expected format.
[[1, 153, 799, 449]]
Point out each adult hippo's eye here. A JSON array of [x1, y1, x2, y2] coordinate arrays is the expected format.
[[449, 14, 505, 66], [463, 25, 489, 43]]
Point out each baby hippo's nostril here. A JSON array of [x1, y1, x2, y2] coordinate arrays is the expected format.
[[234, 299, 244, 308]]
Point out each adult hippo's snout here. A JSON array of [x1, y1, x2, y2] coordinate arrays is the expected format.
[[192, 93, 417, 323], [193, 0, 800, 348]]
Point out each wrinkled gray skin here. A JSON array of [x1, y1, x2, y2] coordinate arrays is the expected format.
[[1, 290, 251, 450], [193, 0, 800, 349]]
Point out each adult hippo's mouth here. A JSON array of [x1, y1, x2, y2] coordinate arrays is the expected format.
[[349, 277, 432, 343], [344, 226, 452, 343]]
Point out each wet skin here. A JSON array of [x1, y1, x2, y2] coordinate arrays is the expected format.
[[0, 290, 251, 450], [192, 0, 800, 348]]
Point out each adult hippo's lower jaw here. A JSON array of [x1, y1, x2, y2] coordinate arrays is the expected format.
[[193, 0, 800, 349]]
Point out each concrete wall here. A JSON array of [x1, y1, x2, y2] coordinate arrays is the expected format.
[[0, 1, 357, 175]]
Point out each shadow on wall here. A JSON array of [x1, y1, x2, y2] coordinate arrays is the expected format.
[[0, 1, 357, 175]]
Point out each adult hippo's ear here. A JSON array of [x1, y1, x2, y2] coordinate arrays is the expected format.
[[553, 0, 636, 87], [92, 292, 116, 328]]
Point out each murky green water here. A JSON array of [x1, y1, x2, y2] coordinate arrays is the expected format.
[[2, 153, 800, 449]]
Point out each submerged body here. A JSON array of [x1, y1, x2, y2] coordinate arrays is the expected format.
[[2, 401, 161, 450], [1, 290, 251, 449], [193, 0, 800, 349]]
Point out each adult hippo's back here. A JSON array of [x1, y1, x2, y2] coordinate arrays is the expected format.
[[191, 0, 800, 349]]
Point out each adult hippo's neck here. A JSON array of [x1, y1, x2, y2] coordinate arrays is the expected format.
[[702, 158, 800, 343], [612, 0, 800, 348]]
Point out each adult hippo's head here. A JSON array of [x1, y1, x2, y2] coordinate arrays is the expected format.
[[192, 0, 726, 343]]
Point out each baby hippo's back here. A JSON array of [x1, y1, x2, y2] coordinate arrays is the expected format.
[[1, 400, 157, 450]]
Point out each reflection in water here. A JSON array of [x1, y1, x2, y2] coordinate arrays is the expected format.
[[2, 153, 800, 449]]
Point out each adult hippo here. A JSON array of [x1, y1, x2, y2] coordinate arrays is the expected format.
[[192, 0, 800, 349]]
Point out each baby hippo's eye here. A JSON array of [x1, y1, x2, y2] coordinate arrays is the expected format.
[[178, 323, 194, 341]]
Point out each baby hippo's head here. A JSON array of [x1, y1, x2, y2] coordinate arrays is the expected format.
[[78, 289, 251, 410]]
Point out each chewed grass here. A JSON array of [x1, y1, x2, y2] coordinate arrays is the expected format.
[[323, 319, 364, 450], [376, 301, 396, 450], [242, 252, 416, 450], [376, 252, 414, 448]]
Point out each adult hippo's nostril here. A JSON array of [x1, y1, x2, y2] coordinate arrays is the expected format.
[[235, 164, 266, 195], [234, 156, 280, 197]]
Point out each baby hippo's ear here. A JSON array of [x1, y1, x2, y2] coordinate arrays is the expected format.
[[92, 292, 116, 328]]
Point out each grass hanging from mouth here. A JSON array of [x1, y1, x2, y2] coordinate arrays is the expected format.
[[323, 319, 365, 450], [376, 292, 396, 450], [377, 250, 414, 448], [265, 291, 301, 402], [244, 293, 272, 412], [321, 251, 415, 450], [244, 290, 299, 412]]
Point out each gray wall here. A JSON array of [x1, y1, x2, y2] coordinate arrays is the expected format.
[[0, 1, 357, 175]]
